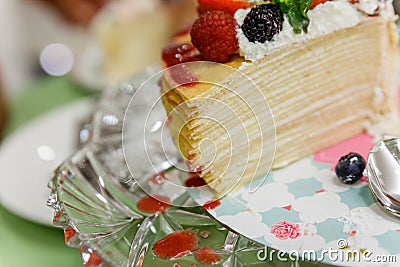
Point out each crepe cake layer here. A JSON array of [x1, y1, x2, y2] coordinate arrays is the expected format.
[[161, 16, 400, 196]]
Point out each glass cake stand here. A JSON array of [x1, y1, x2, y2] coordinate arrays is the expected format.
[[47, 66, 330, 267]]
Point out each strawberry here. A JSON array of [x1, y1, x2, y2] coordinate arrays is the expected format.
[[198, 0, 254, 15], [191, 11, 239, 62], [310, 0, 330, 9]]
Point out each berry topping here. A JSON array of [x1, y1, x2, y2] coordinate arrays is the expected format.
[[198, 0, 254, 15], [162, 43, 202, 67], [241, 4, 284, 43], [191, 11, 239, 63], [162, 43, 202, 86], [310, 0, 330, 9], [335, 152, 366, 184]]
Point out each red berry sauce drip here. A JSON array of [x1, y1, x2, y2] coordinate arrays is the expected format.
[[185, 176, 207, 187], [202, 200, 221, 210], [200, 231, 209, 238], [347, 230, 357, 236], [185, 170, 206, 187], [162, 43, 203, 87], [64, 228, 76, 244], [163, 42, 203, 67], [194, 247, 221, 265], [80, 247, 103, 267], [137, 195, 170, 213], [152, 230, 199, 259], [84, 253, 102, 267], [53, 210, 63, 224]]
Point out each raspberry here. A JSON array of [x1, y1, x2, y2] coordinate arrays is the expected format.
[[191, 11, 239, 62], [241, 4, 284, 43], [197, 0, 254, 15]]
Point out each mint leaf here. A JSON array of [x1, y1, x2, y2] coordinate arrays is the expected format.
[[275, 0, 312, 34]]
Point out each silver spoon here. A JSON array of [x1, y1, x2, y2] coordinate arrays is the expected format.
[[365, 136, 400, 217]]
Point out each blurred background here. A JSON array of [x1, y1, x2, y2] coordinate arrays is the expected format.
[[0, 0, 196, 266], [0, 0, 197, 95], [0, 0, 398, 266]]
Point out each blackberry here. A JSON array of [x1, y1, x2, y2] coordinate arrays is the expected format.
[[335, 152, 366, 184], [241, 4, 284, 43]]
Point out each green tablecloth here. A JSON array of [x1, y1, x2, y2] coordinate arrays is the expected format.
[[0, 76, 97, 267]]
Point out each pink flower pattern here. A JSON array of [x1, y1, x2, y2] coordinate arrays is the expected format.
[[270, 221, 301, 240]]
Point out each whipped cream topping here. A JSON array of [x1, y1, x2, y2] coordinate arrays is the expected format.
[[235, 0, 394, 62], [356, 0, 394, 16]]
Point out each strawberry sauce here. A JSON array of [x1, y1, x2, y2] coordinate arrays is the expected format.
[[162, 42, 202, 67], [162, 43, 203, 87], [64, 228, 76, 244], [137, 195, 170, 213], [185, 176, 207, 187], [202, 200, 221, 210], [152, 230, 199, 259], [185, 169, 206, 187], [194, 247, 221, 265]]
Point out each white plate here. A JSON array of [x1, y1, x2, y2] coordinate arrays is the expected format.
[[0, 98, 94, 226]]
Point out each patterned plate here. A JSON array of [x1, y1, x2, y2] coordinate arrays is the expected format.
[[191, 138, 400, 266]]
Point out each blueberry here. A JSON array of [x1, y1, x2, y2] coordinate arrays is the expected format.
[[335, 152, 366, 184]]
